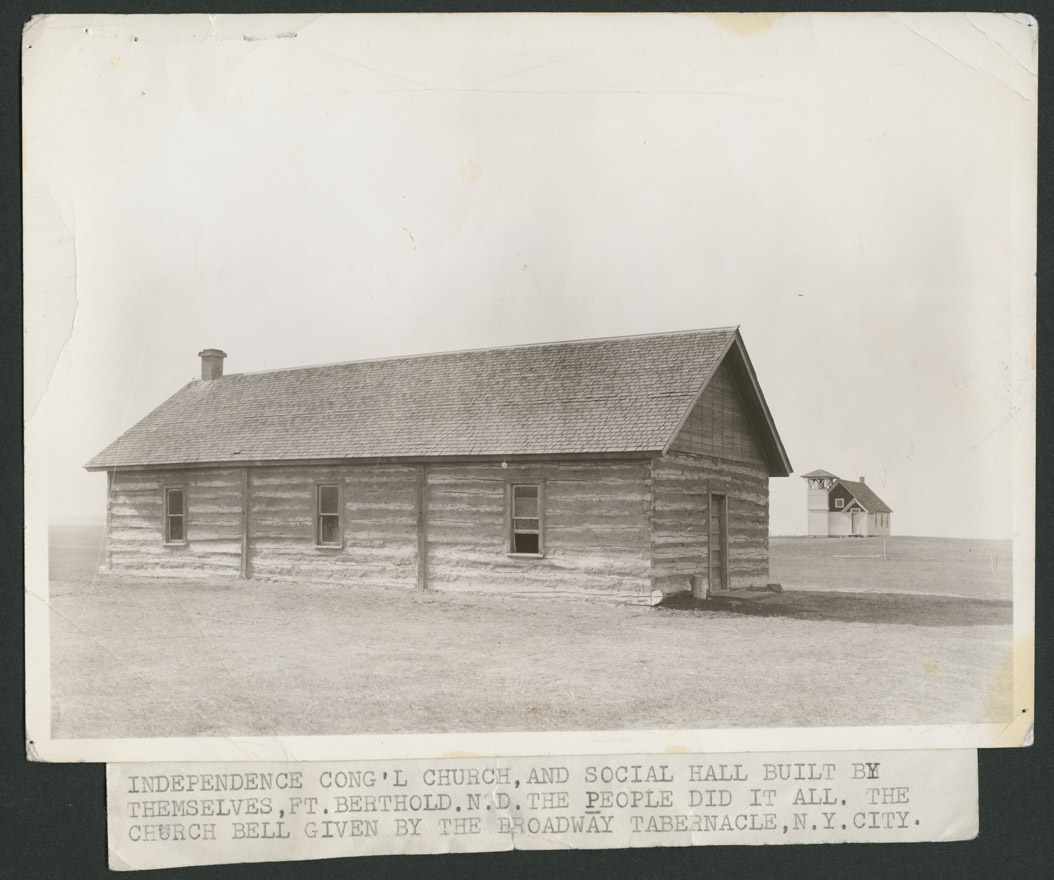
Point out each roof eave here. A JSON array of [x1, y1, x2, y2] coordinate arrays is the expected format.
[[728, 330, 793, 477], [83, 448, 665, 472]]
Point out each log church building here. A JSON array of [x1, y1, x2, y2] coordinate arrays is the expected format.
[[86, 327, 792, 604]]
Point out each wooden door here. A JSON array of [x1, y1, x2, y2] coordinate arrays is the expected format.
[[709, 493, 727, 591], [851, 510, 864, 536]]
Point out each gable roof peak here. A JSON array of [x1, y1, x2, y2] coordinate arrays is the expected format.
[[835, 478, 893, 514], [226, 325, 743, 381], [801, 468, 838, 479], [84, 325, 790, 474]]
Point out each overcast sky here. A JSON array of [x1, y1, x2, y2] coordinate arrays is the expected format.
[[24, 12, 1036, 538]]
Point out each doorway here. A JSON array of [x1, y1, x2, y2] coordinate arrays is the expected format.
[[708, 493, 727, 592]]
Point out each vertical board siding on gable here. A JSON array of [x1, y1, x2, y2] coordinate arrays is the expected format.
[[651, 453, 769, 594], [107, 468, 243, 575], [669, 360, 766, 464], [425, 460, 652, 601], [247, 464, 418, 587]]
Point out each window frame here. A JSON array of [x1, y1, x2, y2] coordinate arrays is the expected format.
[[163, 484, 187, 545], [834, 497, 845, 509], [314, 481, 344, 549], [508, 482, 545, 557]]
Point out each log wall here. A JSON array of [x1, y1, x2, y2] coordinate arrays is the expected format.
[[425, 460, 653, 601], [247, 464, 418, 587], [104, 454, 769, 600], [107, 468, 244, 576], [650, 453, 770, 595]]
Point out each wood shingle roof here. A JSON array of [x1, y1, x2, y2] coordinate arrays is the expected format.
[[86, 327, 791, 474]]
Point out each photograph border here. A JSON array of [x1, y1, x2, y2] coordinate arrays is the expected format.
[[22, 8, 1036, 764]]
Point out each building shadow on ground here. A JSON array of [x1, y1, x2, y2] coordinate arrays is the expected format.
[[657, 590, 1012, 627]]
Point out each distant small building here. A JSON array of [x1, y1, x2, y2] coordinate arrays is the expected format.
[[802, 469, 892, 537]]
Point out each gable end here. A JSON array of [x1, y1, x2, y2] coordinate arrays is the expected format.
[[663, 331, 792, 477], [669, 360, 765, 465]]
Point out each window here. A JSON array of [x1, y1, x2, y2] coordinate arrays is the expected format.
[[834, 498, 845, 509], [511, 484, 542, 554], [164, 487, 185, 543], [316, 484, 342, 547]]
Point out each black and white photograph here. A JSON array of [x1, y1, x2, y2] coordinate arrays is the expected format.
[[23, 12, 1035, 762]]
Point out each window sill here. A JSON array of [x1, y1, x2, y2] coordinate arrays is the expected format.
[[507, 552, 545, 559], [314, 544, 343, 551], [163, 541, 187, 547]]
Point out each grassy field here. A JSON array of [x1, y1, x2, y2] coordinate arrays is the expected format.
[[46, 525, 1014, 739], [770, 535, 1013, 600]]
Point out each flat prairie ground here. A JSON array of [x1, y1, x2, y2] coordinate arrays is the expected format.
[[45, 526, 1015, 739], [769, 535, 1013, 599]]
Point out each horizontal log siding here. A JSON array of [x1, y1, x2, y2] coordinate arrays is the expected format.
[[651, 453, 769, 595], [649, 457, 706, 596], [107, 468, 244, 576], [425, 461, 652, 601], [248, 464, 418, 587], [103, 455, 769, 601], [670, 360, 765, 465]]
